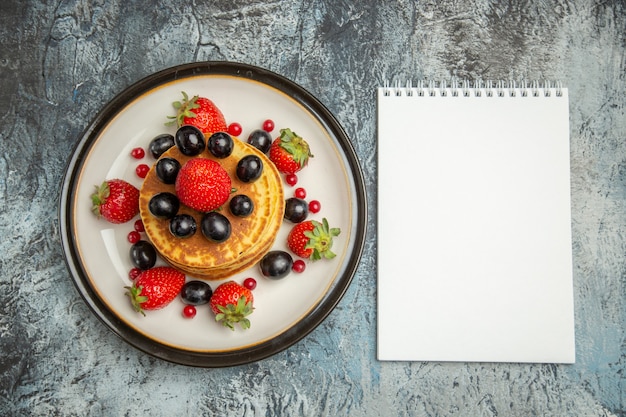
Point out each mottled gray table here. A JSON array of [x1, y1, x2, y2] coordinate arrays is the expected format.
[[1, 1, 624, 416]]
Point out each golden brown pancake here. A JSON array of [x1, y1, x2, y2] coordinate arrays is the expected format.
[[139, 137, 284, 280]]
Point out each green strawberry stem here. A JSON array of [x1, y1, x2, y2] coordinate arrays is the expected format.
[[91, 181, 110, 217], [125, 284, 148, 317], [305, 218, 341, 261], [165, 91, 200, 127], [279, 128, 313, 168], [215, 295, 254, 330]]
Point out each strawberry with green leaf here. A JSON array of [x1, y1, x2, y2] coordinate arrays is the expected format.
[[268, 128, 313, 174], [287, 218, 341, 260], [209, 281, 254, 330], [91, 179, 139, 224], [166, 91, 227, 135], [125, 267, 186, 315]]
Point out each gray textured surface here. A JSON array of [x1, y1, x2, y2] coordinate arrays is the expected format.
[[1, 0, 624, 416]]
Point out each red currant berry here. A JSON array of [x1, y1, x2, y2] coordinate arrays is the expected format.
[[136, 163, 150, 178], [127, 230, 141, 244], [243, 277, 257, 290], [294, 187, 306, 199], [227, 122, 243, 137], [129, 267, 142, 280], [182, 305, 197, 319], [262, 119, 275, 132], [134, 219, 145, 232], [285, 173, 298, 186], [131, 147, 145, 159], [309, 200, 321, 213], [292, 259, 306, 273]]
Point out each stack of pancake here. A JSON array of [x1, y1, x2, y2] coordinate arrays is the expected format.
[[138, 137, 284, 280]]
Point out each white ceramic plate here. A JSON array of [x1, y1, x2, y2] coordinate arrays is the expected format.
[[59, 62, 367, 367]]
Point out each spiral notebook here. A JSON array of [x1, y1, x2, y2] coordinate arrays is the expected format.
[[377, 81, 575, 363]]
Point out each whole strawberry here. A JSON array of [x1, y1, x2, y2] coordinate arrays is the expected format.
[[175, 158, 232, 212], [125, 266, 186, 315], [91, 179, 139, 224], [287, 218, 341, 260], [167, 91, 227, 135], [209, 281, 254, 330], [269, 128, 313, 174]]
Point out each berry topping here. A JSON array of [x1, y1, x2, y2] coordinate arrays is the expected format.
[[129, 240, 157, 270], [175, 158, 232, 213], [285, 173, 298, 186], [227, 122, 243, 137], [181, 280, 213, 305], [129, 267, 142, 280], [136, 164, 150, 178], [308, 200, 321, 213], [125, 266, 186, 315], [287, 218, 340, 260], [284, 197, 308, 223], [243, 277, 257, 290], [182, 305, 197, 318], [292, 259, 306, 273], [201, 212, 232, 243], [262, 119, 275, 133], [134, 219, 145, 232], [155, 157, 181, 184], [207, 131, 234, 158], [131, 147, 145, 159], [175, 125, 206, 156], [247, 129, 272, 154], [167, 92, 227, 135], [229, 194, 254, 217], [209, 281, 254, 330], [148, 192, 180, 220], [169, 214, 197, 238], [268, 128, 313, 174], [294, 187, 306, 199], [127, 230, 141, 244], [91, 179, 139, 224], [236, 155, 263, 183], [149, 133, 175, 159], [259, 250, 293, 280]]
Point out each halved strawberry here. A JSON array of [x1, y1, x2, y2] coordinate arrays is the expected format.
[[175, 158, 232, 212], [125, 266, 186, 315], [166, 91, 227, 135], [209, 281, 254, 330], [268, 128, 313, 174], [91, 179, 139, 224], [286, 218, 341, 260]]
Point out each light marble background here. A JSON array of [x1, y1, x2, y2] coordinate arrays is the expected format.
[[1, 1, 624, 416]]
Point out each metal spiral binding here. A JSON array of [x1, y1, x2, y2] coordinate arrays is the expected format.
[[381, 80, 564, 97]]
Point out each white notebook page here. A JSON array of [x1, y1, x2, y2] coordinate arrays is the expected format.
[[377, 84, 575, 363]]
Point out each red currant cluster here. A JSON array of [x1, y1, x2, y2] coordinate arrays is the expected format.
[[227, 118, 274, 137], [127, 219, 146, 280], [131, 146, 150, 178], [293, 187, 321, 214]]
